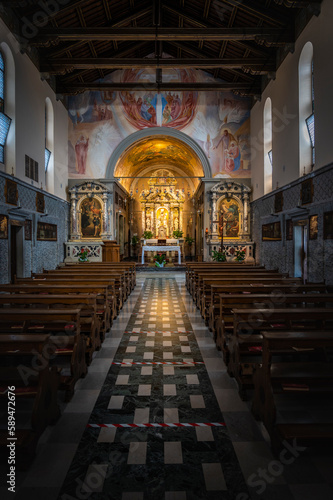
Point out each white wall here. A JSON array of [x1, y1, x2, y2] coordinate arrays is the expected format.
[[0, 19, 68, 200], [251, 0, 333, 200]]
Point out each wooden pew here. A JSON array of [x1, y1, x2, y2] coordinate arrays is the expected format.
[[14, 276, 121, 315], [198, 276, 301, 319], [42, 267, 131, 300], [188, 267, 274, 299], [62, 262, 137, 289], [0, 283, 113, 330], [213, 288, 330, 351], [209, 284, 328, 337], [0, 334, 60, 468], [230, 308, 333, 399], [185, 263, 263, 290], [189, 268, 284, 303], [0, 308, 86, 401], [251, 330, 333, 453], [0, 294, 101, 363]]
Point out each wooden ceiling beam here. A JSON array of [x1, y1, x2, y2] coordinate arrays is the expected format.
[[31, 27, 293, 45], [42, 57, 276, 72], [50, 41, 150, 82], [222, 0, 287, 26], [56, 81, 262, 95]]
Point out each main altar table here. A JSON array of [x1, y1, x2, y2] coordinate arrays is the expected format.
[[141, 245, 181, 265]]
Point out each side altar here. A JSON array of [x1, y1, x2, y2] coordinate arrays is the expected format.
[[205, 181, 255, 263], [65, 181, 118, 262]]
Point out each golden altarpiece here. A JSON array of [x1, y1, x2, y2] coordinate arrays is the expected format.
[[139, 170, 186, 239]]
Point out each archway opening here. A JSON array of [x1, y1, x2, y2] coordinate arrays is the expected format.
[[112, 133, 206, 241]]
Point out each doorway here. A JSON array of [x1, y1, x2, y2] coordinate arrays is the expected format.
[[294, 222, 308, 283], [10, 222, 24, 283]]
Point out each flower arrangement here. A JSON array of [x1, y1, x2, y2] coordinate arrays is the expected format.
[[185, 235, 194, 246], [131, 234, 139, 246], [212, 250, 227, 262], [173, 230, 183, 238], [78, 248, 89, 262], [154, 252, 166, 267], [143, 230, 154, 239], [235, 249, 246, 262]]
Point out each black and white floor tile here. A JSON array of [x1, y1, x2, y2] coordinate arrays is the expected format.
[[6, 273, 333, 500]]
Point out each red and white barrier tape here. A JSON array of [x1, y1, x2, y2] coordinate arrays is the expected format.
[[87, 422, 225, 429], [111, 361, 204, 365]]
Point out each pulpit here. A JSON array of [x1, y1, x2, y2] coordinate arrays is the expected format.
[[102, 240, 120, 262]]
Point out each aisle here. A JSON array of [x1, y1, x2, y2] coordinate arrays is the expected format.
[[58, 274, 249, 499]]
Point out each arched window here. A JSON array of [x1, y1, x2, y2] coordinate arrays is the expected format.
[[0, 51, 12, 164], [299, 42, 314, 175], [263, 97, 273, 194], [45, 98, 54, 193]]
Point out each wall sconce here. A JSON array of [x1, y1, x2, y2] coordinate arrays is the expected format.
[[205, 228, 208, 236]]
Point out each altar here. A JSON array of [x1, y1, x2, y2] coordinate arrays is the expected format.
[[141, 245, 181, 265]]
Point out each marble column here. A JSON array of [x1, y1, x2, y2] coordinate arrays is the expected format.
[[243, 193, 250, 236], [70, 190, 80, 240], [100, 192, 109, 239], [212, 192, 218, 235]]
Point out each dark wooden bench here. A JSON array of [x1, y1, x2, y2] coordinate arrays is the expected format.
[[251, 330, 333, 453], [197, 276, 301, 318], [0, 283, 113, 329], [230, 308, 333, 399], [209, 284, 328, 337], [0, 334, 60, 468], [0, 308, 86, 401], [0, 294, 102, 363], [214, 290, 332, 354]]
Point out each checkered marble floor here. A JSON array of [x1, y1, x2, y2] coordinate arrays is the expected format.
[[58, 276, 248, 499], [7, 273, 333, 500]]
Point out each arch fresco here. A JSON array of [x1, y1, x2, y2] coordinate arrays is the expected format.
[[67, 66, 251, 180]]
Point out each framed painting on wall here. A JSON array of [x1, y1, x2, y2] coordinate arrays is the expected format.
[[286, 219, 293, 241], [274, 191, 283, 213], [5, 179, 18, 206], [80, 197, 102, 238], [262, 222, 281, 241], [301, 178, 313, 205], [24, 220, 32, 240], [324, 211, 333, 240], [0, 214, 8, 239], [36, 192, 45, 213], [37, 222, 57, 241], [309, 215, 318, 240]]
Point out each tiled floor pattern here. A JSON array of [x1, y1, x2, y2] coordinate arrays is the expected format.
[[5, 273, 333, 500], [57, 277, 249, 499]]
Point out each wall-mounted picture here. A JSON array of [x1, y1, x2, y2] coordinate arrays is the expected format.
[[37, 222, 57, 241], [36, 192, 45, 213], [324, 211, 333, 240], [309, 215, 318, 240], [274, 191, 283, 213], [262, 221, 282, 241], [301, 178, 313, 205], [24, 220, 32, 240], [0, 214, 8, 239], [80, 197, 102, 238], [5, 179, 18, 206], [286, 219, 293, 241]]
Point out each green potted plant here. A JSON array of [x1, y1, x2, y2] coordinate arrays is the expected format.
[[212, 249, 227, 262], [173, 230, 183, 238], [154, 252, 166, 268], [184, 235, 194, 261], [235, 249, 246, 262], [78, 248, 89, 262], [142, 230, 154, 239], [131, 234, 139, 257]]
